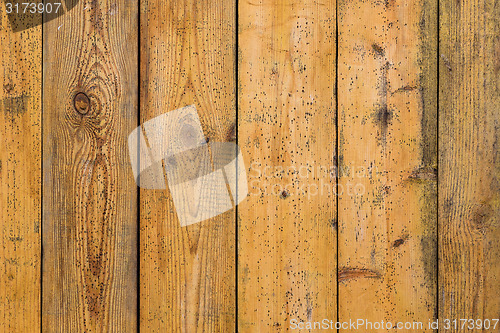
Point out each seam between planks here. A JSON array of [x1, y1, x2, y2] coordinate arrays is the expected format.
[[137, 0, 141, 331], [335, 0, 340, 331], [235, 0, 239, 332], [41, 3, 44, 332], [436, 0, 440, 325]]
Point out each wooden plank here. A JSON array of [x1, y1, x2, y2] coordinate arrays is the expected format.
[[238, 0, 337, 331], [139, 0, 236, 331], [42, 0, 138, 331], [0, 7, 42, 332], [337, 0, 437, 330], [439, 0, 500, 329]]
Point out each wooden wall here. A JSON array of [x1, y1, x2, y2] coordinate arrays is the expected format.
[[0, 0, 498, 332]]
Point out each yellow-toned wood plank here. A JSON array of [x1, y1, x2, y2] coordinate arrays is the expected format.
[[42, 0, 138, 330], [139, 0, 236, 331], [338, 0, 437, 331], [0, 7, 41, 332], [238, 0, 337, 331], [439, 0, 500, 329]]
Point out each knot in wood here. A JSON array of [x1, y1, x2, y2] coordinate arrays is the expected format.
[[74, 92, 90, 115]]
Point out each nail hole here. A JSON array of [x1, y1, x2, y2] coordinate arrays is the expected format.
[[393, 238, 405, 248]]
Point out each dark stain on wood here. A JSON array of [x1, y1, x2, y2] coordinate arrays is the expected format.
[[408, 166, 437, 182], [376, 106, 392, 128], [338, 267, 381, 282], [373, 62, 392, 145], [471, 202, 494, 232], [372, 43, 385, 56], [392, 85, 417, 94], [330, 218, 338, 230], [227, 123, 237, 142], [421, 233, 437, 289], [374, 106, 393, 140], [2, 95, 29, 117], [305, 292, 313, 321]]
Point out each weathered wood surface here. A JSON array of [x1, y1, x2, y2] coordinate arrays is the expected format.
[[337, 0, 438, 331], [0, 7, 42, 332], [42, 0, 138, 331], [139, 0, 236, 331], [439, 0, 500, 330], [0, 0, 499, 331], [238, 0, 337, 331]]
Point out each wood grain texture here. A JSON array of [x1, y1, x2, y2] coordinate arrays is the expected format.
[[42, 0, 138, 331], [0, 8, 42, 332], [238, 0, 337, 331], [337, 0, 437, 331], [439, 0, 500, 330], [139, 0, 236, 331]]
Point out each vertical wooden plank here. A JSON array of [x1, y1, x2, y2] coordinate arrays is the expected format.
[[338, 0, 437, 330], [238, 0, 337, 331], [439, 0, 500, 329], [42, 0, 138, 331], [0, 7, 41, 332], [139, 0, 236, 331]]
